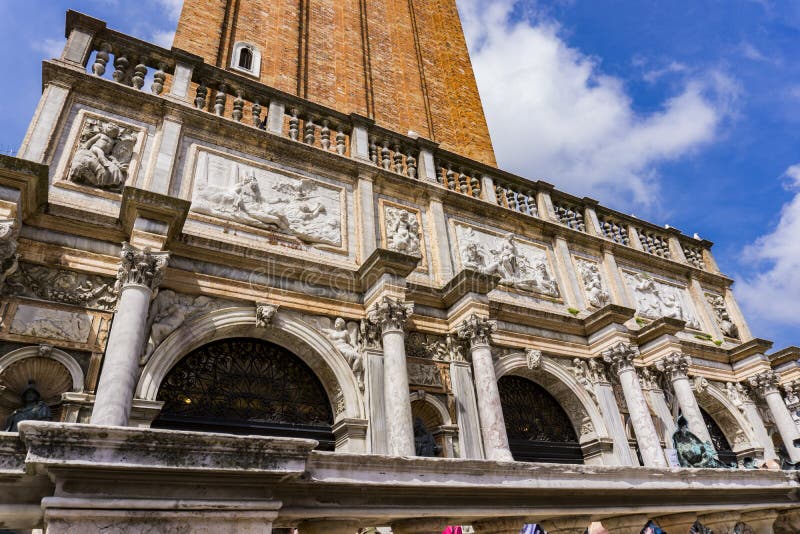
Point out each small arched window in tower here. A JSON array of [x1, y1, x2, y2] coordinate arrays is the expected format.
[[230, 42, 261, 77]]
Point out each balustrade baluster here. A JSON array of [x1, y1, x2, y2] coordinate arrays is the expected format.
[[304, 117, 316, 145], [470, 175, 481, 197], [151, 64, 166, 95], [194, 82, 208, 110], [506, 189, 517, 210], [406, 151, 417, 179], [252, 99, 262, 127], [381, 141, 391, 170], [446, 166, 456, 190], [131, 60, 147, 90], [214, 84, 227, 116], [232, 90, 244, 122], [369, 137, 378, 165], [495, 185, 505, 206], [289, 109, 300, 140], [112, 52, 129, 84], [336, 129, 346, 155], [393, 144, 404, 174], [321, 120, 331, 150], [92, 43, 111, 76]]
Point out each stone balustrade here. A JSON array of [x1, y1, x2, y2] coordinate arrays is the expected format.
[[65, 11, 720, 276]]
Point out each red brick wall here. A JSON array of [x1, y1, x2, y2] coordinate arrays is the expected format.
[[173, 0, 497, 167]]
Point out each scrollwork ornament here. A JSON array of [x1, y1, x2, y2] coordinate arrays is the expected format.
[[748, 370, 780, 398], [115, 243, 169, 294], [456, 313, 497, 349], [365, 296, 414, 334], [601, 342, 639, 374], [655, 352, 692, 382]]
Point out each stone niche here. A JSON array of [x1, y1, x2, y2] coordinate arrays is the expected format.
[[183, 145, 347, 250]]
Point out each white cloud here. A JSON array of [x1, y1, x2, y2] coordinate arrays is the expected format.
[[641, 61, 688, 84], [155, 0, 184, 21], [736, 165, 800, 327], [32, 38, 65, 59], [151, 30, 176, 48], [459, 0, 736, 208]]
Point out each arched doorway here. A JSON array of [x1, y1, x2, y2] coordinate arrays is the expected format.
[[701, 407, 736, 465], [152, 338, 335, 449], [498, 375, 583, 463]]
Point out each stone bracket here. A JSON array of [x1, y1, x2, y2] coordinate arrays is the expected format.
[[119, 186, 190, 248]]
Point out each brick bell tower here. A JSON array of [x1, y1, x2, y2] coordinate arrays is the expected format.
[[173, 0, 497, 167]]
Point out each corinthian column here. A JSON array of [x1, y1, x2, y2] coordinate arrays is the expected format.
[[656, 352, 713, 444], [749, 370, 800, 463], [457, 314, 513, 461], [91, 243, 169, 427], [602, 343, 667, 467], [366, 296, 415, 456]]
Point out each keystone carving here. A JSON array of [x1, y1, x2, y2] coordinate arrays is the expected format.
[[656, 352, 692, 381], [255, 303, 279, 328], [456, 313, 497, 349], [115, 243, 169, 293], [601, 342, 639, 374], [526, 349, 542, 370]]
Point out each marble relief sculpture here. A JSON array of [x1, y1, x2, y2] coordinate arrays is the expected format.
[[191, 152, 342, 246], [385, 206, 421, 256], [2, 263, 117, 311], [68, 118, 136, 190], [576, 259, 610, 308], [321, 317, 364, 388], [624, 272, 701, 330], [458, 227, 559, 298], [0, 219, 19, 290], [706, 293, 739, 339]]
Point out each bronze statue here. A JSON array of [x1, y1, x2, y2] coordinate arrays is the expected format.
[[3, 381, 52, 432], [672, 415, 729, 469], [413, 417, 440, 457]]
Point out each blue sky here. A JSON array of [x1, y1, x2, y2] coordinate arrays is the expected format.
[[1, 0, 798, 350]]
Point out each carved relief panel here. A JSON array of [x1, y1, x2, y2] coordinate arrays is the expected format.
[[573, 256, 610, 309], [453, 222, 561, 299], [704, 292, 740, 339], [184, 146, 347, 251], [379, 200, 427, 270], [56, 110, 147, 194], [622, 270, 701, 329]]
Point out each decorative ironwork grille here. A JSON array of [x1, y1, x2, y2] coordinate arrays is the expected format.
[[154, 338, 333, 444], [498, 375, 582, 463]]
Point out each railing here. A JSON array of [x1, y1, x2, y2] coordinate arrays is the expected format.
[[66, 12, 720, 274]]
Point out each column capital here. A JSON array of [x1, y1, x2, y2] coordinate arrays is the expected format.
[[655, 352, 692, 381], [748, 369, 781, 398], [601, 342, 639, 374], [366, 295, 414, 334], [115, 242, 170, 293], [456, 313, 497, 349]]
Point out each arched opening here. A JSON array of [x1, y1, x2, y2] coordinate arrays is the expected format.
[[238, 47, 253, 70], [152, 337, 334, 449], [498, 375, 583, 464], [701, 407, 735, 465], [411, 399, 445, 457]]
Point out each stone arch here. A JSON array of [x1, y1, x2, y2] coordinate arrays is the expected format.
[[409, 390, 452, 426], [0, 345, 85, 395], [696, 383, 761, 459], [495, 352, 613, 464], [409, 391, 456, 458], [136, 307, 366, 423]]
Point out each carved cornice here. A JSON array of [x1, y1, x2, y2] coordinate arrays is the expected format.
[[456, 313, 497, 349], [365, 296, 414, 334], [115, 242, 170, 293], [655, 352, 692, 382], [601, 342, 639, 375], [748, 370, 781, 398]]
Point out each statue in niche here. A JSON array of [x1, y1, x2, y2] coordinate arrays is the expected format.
[[413, 417, 440, 457], [193, 170, 340, 245], [322, 317, 363, 389], [672, 415, 730, 468], [3, 381, 52, 432], [459, 228, 559, 297], [706, 293, 739, 339], [385, 206, 421, 256], [576, 259, 610, 308], [68, 119, 136, 190]]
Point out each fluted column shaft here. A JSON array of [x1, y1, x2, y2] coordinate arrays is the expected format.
[[603, 343, 667, 467], [750, 371, 800, 463], [458, 314, 513, 462], [367, 296, 415, 456], [657, 353, 713, 444], [91, 244, 169, 426]]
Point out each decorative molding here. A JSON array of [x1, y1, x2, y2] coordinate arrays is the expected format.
[[456, 313, 496, 350], [601, 342, 638, 374], [116, 243, 169, 293], [2, 262, 117, 311]]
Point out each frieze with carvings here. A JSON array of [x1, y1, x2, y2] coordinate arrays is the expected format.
[[2, 263, 117, 311], [384, 205, 422, 257], [705, 292, 740, 339], [455, 225, 560, 298], [67, 116, 141, 191], [622, 271, 701, 330], [406, 357, 450, 393], [575, 258, 610, 308], [405, 332, 463, 362], [189, 148, 343, 247]]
